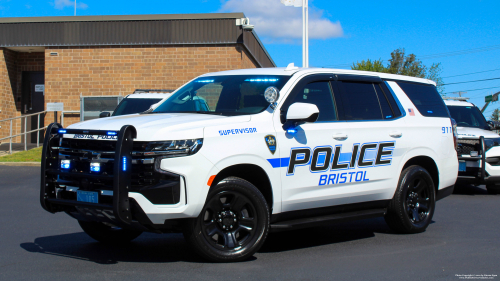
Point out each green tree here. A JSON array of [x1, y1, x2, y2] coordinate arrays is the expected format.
[[490, 109, 500, 121], [352, 48, 444, 94], [351, 59, 386, 73]]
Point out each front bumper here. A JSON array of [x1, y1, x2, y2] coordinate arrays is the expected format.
[[456, 136, 500, 185], [40, 123, 191, 232]]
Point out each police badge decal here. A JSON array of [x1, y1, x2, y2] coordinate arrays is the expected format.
[[265, 135, 277, 154]]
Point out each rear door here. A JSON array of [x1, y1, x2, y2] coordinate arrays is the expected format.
[[328, 76, 410, 202]]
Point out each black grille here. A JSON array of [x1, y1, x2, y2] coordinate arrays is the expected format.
[[457, 139, 480, 156], [58, 139, 159, 191]]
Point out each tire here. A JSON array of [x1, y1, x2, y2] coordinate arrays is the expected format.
[[486, 184, 500, 195], [385, 165, 436, 234], [78, 220, 143, 244], [183, 177, 270, 262]]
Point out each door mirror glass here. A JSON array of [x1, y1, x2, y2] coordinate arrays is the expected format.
[[99, 112, 111, 118], [286, 102, 319, 122]]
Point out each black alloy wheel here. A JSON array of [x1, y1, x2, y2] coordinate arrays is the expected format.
[[385, 165, 436, 234], [486, 184, 500, 195], [405, 178, 432, 225], [201, 190, 258, 250], [183, 177, 269, 262]]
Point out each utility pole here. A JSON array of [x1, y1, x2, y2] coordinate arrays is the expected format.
[[74, 0, 77, 16]]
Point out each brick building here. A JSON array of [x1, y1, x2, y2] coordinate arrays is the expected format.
[[0, 13, 275, 143]]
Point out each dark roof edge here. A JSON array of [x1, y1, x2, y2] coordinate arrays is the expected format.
[[0, 13, 246, 24], [250, 31, 276, 67]]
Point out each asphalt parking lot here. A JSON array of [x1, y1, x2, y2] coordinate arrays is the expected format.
[[0, 165, 499, 281]]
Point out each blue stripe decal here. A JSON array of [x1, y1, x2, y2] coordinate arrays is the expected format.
[[339, 153, 352, 162], [267, 158, 290, 168]]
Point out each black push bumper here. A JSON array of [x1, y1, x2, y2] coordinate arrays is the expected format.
[[455, 136, 500, 185], [457, 136, 488, 184], [40, 123, 139, 226]]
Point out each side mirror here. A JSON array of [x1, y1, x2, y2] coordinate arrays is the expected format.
[[99, 112, 111, 118], [488, 121, 500, 129], [286, 102, 319, 122]]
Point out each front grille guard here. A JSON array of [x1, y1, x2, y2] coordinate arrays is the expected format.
[[457, 136, 486, 181], [40, 123, 137, 225]]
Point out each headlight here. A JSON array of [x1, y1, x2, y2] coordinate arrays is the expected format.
[[139, 139, 203, 157], [484, 138, 500, 152]]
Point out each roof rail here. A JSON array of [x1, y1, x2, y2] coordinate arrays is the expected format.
[[443, 97, 470, 101]]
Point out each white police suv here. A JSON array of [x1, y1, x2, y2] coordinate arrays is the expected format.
[[40, 66, 458, 262], [444, 97, 500, 194]]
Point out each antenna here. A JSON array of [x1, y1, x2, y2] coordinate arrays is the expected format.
[[285, 63, 299, 71]]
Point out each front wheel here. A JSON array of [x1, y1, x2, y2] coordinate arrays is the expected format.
[[486, 184, 500, 195], [385, 165, 436, 234], [78, 220, 143, 244], [183, 177, 270, 262]]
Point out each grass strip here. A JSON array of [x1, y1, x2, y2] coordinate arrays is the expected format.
[[0, 147, 43, 162]]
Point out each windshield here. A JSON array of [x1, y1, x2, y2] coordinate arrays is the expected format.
[[447, 105, 489, 130], [152, 75, 291, 116], [113, 98, 162, 116]]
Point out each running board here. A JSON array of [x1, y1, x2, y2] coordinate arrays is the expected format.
[[269, 208, 387, 232]]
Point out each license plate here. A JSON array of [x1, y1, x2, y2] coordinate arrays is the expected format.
[[77, 190, 99, 204], [459, 161, 466, 172]]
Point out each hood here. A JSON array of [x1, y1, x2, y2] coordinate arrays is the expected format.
[[457, 126, 499, 139], [68, 113, 251, 141]]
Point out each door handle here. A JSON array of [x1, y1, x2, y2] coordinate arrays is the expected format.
[[389, 131, 403, 138], [333, 133, 348, 141]]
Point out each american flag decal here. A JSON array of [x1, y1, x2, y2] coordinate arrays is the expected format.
[[408, 108, 415, 116]]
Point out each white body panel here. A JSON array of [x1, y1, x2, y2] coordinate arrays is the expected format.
[[65, 68, 458, 224]]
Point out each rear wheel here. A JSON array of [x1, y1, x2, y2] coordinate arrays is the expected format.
[[183, 177, 270, 262], [385, 165, 436, 234], [78, 220, 143, 244], [486, 184, 500, 195]]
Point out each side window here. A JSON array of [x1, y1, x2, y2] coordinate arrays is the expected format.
[[285, 81, 337, 122], [396, 82, 449, 117], [336, 81, 383, 120], [379, 83, 402, 117], [375, 86, 394, 119]]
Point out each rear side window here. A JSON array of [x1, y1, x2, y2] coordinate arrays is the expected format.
[[336, 81, 382, 120], [396, 82, 449, 117]]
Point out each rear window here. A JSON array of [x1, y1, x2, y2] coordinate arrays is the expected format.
[[396, 82, 449, 117]]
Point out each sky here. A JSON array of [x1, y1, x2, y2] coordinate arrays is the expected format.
[[1, 0, 500, 117]]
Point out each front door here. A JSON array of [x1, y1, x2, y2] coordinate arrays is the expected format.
[[22, 72, 45, 143], [274, 75, 343, 212]]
